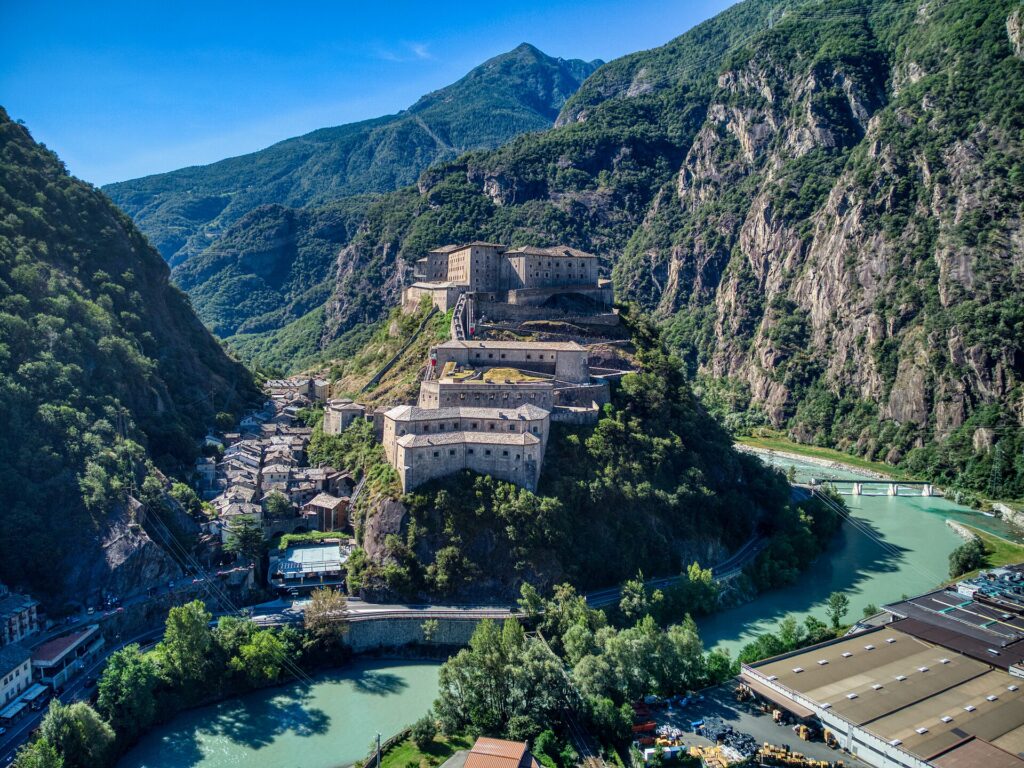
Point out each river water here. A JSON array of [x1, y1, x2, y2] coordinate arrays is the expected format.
[[119, 453, 1022, 767], [698, 451, 1023, 655], [118, 659, 440, 768]]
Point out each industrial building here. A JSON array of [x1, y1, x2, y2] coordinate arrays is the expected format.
[[741, 566, 1024, 768]]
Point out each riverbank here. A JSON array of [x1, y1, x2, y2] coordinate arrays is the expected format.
[[735, 436, 897, 480]]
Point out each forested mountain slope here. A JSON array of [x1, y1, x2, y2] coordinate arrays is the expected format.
[[294, 0, 1023, 499], [0, 109, 260, 606], [103, 43, 602, 268]]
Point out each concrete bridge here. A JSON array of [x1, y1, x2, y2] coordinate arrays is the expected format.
[[810, 478, 939, 497]]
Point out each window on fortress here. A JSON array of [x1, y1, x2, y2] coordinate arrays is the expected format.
[[500, 354, 506, 359], [526, 354, 532, 359], [471, 422, 477, 429], [502, 450, 509, 457], [515, 454, 520, 460], [485, 449, 492, 457], [467, 449, 475, 455], [449, 449, 456, 456], [433, 451, 440, 458], [532, 427, 538, 434], [489, 423, 495, 430], [508, 425, 515, 431], [488, 354, 493, 359]]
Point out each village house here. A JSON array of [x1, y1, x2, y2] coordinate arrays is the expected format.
[[31, 624, 104, 690], [0, 643, 31, 707], [323, 398, 366, 434], [440, 736, 542, 768], [0, 584, 39, 648], [301, 493, 348, 532]]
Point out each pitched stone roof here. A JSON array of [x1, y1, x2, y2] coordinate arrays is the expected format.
[[304, 493, 346, 510], [385, 404, 549, 422], [435, 339, 585, 351], [397, 431, 540, 449], [0, 643, 30, 675]]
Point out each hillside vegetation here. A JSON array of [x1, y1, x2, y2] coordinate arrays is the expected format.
[[279, 0, 1023, 501], [311, 311, 837, 601], [0, 109, 260, 604]]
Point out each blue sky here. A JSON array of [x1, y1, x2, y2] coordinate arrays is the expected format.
[[0, 0, 735, 186]]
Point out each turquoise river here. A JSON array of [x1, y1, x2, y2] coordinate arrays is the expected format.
[[698, 451, 1022, 654], [119, 453, 1020, 767]]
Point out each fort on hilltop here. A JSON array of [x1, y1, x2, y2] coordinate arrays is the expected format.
[[333, 242, 628, 493]]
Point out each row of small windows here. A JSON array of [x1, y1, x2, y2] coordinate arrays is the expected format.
[[473, 352, 549, 360], [422, 449, 524, 460], [399, 423, 541, 435]]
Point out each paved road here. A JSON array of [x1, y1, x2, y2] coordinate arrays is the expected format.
[[249, 596, 515, 627], [584, 536, 767, 608], [0, 628, 162, 764]]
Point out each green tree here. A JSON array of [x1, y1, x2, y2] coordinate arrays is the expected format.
[[156, 600, 214, 687], [226, 515, 264, 576], [303, 587, 349, 649], [421, 618, 439, 643], [96, 643, 159, 741], [410, 713, 438, 749], [949, 538, 986, 578], [213, 615, 257, 659], [215, 412, 235, 431], [434, 619, 567, 737], [12, 740, 63, 768], [39, 701, 115, 768], [825, 592, 850, 632], [862, 603, 880, 619], [264, 491, 293, 519], [517, 582, 544, 621], [229, 629, 286, 684], [619, 570, 659, 623]]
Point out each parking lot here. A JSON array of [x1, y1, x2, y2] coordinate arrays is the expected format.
[[652, 683, 868, 766]]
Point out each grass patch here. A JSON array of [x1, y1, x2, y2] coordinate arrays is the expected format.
[[961, 524, 1024, 568], [380, 734, 475, 768], [277, 530, 350, 550], [481, 367, 546, 383], [737, 435, 905, 478]]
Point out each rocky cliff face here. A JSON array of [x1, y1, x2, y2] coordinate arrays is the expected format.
[[308, 0, 1023, 496]]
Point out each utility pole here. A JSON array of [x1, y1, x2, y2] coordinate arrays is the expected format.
[[376, 733, 381, 768]]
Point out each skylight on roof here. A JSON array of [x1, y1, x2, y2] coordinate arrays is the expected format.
[[941, 716, 953, 723], [940, 658, 951, 664], [889, 739, 902, 746], [1009, 685, 1019, 692], [896, 675, 907, 681], [872, 684, 883, 690], [841, 652, 853, 658], [886, 637, 896, 643], [987, 695, 999, 701], [818, 660, 829, 665], [793, 667, 804, 673], [865, 644, 876, 650], [915, 728, 928, 735], [767, 675, 778, 681], [822, 703, 831, 709], [965, 705, 976, 712], [918, 666, 929, 673], [847, 693, 858, 699]]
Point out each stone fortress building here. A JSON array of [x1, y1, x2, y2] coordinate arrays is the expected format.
[[402, 241, 614, 315], [375, 242, 622, 493]]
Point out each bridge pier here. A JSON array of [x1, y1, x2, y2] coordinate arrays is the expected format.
[[888, 483, 897, 496], [922, 484, 932, 497], [852, 482, 862, 496]]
